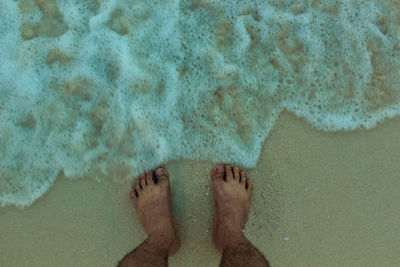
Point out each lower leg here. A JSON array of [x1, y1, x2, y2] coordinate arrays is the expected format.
[[220, 231, 269, 267], [118, 234, 169, 267]]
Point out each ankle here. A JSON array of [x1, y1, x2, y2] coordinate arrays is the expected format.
[[222, 234, 248, 250], [216, 224, 247, 250], [147, 230, 176, 253]]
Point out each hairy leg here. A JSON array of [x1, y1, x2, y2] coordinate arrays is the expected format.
[[220, 235, 269, 267], [117, 234, 169, 267]]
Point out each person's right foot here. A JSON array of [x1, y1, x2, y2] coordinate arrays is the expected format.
[[130, 167, 180, 256], [211, 165, 253, 252]]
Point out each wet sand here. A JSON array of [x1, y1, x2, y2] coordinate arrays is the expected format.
[[1, 111, 400, 266]]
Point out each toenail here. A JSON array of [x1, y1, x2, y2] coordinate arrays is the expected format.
[[216, 166, 224, 173], [156, 168, 164, 175]]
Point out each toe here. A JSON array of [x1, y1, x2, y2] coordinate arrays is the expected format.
[[129, 187, 137, 199], [144, 171, 153, 185], [246, 180, 253, 194], [155, 167, 169, 184], [240, 171, 247, 187], [233, 166, 240, 181], [212, 165, 225, 182], [225, 166, 233, 181], [138, 174, 145, 185], [140, 174, 148, 188], [146, 170, 154, 185], [135, 180, 142, 193]]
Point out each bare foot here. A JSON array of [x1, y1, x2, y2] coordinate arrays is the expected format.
[[211, 165, 253, 253], [129, 167, 180, 256]]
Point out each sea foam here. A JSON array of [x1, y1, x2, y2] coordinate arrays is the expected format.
[[1, 0, 399, 207]]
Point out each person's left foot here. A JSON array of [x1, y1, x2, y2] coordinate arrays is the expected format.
[[130, 167, 180, 256]]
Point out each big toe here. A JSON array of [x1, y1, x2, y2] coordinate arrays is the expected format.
[[212, 165, 225, 182], [155, 167, 169, 184]]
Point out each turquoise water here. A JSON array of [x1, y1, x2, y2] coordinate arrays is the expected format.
[[1, 0, 399, 207]]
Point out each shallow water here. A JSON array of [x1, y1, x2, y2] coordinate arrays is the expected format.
[[1, 0, 399, 207]]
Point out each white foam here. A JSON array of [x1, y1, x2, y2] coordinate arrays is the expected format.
[[1, 0, 399, 207]]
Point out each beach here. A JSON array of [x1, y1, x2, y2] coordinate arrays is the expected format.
[[1, 111, 400, 266]]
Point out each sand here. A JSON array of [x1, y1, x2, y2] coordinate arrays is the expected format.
[[1, 111, 400, 267]]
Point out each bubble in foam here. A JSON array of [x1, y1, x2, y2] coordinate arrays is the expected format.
[[1, 0, 400, 207]]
